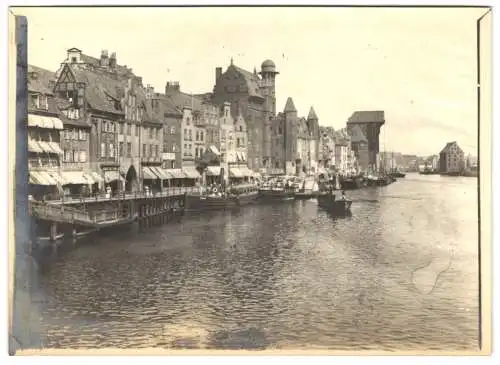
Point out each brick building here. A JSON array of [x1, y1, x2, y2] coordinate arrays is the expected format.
[[346, 110, 385, 172], [439, 141, 465, 174]]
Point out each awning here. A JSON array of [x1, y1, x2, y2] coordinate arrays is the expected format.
[[229, 168, 244, 178], [150, 166, 171, 180], [167, 169, 186, 179], [61, 171, 93, 185], [28, 138, 43, 153], [46, 171, 65, 185], [182, 166, 200, 179], [104, 170, 121, 183], [48, 142, 63, 155], [206, 166, 221, 176], [29, 171, 57, 185], [239, 166, 254, 177], [37, 141, 61, 154], [28, 114, 63, 130], [142, 166, 158, 180], [84, 171, 103, 184], [208, 145, 221, 156], [241, 152, 247, 161], [148, 166, 164, 180]]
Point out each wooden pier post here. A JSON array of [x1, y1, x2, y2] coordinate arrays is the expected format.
[[50, 222, 58, 242]]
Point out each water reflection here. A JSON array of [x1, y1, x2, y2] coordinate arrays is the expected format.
[[37, 174, 479, 350]]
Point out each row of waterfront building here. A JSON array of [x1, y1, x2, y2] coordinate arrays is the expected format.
[[27, 47, 386, 198]]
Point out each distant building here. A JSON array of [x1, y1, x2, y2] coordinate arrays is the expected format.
[[346, 110, 385, 172], [466, 154, 478, 170], [319, 126, 336, 169], [439, 141, 465, 174]]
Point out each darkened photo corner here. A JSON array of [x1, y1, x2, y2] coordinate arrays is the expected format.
[[10, 15, 42, 354], [9, 6, 491, 354]]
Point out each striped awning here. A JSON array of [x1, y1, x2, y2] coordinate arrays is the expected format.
[[229, 168, 244, 178], [28, 114, 63, 130], [28, 138, 43, 153], [46, 171, 65, 185], [142, 167, 158, 180], [84, 171, 103, 183], [104, 170, 121, 183], [208, 145, 221, 156], [48, 142, 63, 155], [61, 171, 93, 185], [182, 166, 200, 179], [206, 166, 221, 176], [166, 169, 185, 179], [150, 166, 171, 180], [29, 171, 57, 185], [239, 166, 254, 177]]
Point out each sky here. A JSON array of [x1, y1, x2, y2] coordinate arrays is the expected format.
[[13, 6, 488, 156]]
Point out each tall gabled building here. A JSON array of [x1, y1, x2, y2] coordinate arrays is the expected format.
[[210, 58, 279, 171]]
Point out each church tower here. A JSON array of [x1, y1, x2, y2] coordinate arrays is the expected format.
[[259, 59, 279, 168]]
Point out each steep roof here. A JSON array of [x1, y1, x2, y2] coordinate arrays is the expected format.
[[284, 97, 297, 113], [165, 89, 204, 112], [347, 110, 385, 124], [307, 106, 318, 120], [28, 65, 56, 95], [440, 141, 462, 154], [349, 124, 368, 143], [79, 52, 136, 78], [150, 94, 183, 120], [229, 64, 263, 98], [71, 67, 125, 115]]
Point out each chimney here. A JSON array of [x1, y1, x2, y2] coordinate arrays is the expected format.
[[109, 52, 117, 68], [165, 81, 180, 95], [216, 67, 222, 81], [100, 49, 109, 67]]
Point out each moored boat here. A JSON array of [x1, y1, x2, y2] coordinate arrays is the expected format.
[[339, 175, 364, 190], [184, 184, 258, 212], [317, 192, 352, 216]]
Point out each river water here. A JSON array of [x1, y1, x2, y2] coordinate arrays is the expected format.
[[35, 173, 480, 351]]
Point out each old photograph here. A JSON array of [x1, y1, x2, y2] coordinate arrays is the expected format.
[[8, 5, 492, 355]]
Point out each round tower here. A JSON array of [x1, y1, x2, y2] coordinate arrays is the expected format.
[[259, 59, 279, 115]]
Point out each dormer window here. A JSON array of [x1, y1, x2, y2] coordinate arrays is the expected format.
[[71, 57, 77, 63]]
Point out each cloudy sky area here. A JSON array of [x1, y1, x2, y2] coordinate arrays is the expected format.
[[15, 6, 486, 156]]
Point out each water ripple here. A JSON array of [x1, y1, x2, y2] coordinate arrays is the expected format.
[[37, 175, 479, 351]]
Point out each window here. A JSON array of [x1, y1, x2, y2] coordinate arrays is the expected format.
[[183, 129, 187, 140], [64, 150, 71, 162], [127, 142, 132, 157], [239, 125, 243, 132], [195, 148, 198, 158], [119, 142, 124, 157], [73, 129, 78, 140], [237, 137, 240, 147], [109, 122, 114, 133], [170, 126, 175, 134], [143, 144, 146, 157], [135, 124, 138, 136], [186, 117, 191, 125], [29, 94, 40, 109], [163, 143, 168, 153], [71, 57, 77, 63], [109, 143, 115, 158], [100, 143, 106, 157], [188, 129, 192, 141], [155, 145, 159, 157], [73, 150, 79, 162], [79, 151, 87, 162], [149, 144, 153, 157], [200, 131, 204, 141], [172, 144, 177, 152], [184, 143, 187, 151], [127, 123, 131, 135], [120, 123, 124, 134], [196, 131, 199, 141]]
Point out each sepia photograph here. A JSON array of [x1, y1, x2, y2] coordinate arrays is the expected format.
[[7, 2, 493, 357]]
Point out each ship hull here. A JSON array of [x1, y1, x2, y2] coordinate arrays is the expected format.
[[184, 191, 258, 212], [317, 193, 352, 216]]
